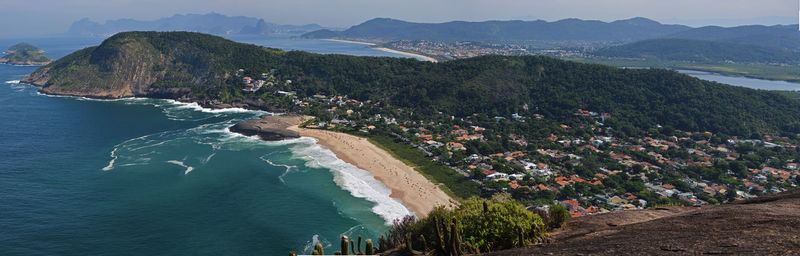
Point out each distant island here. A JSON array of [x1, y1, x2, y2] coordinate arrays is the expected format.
[[0, 43, 52, 65], [67, 13, 330, 37]]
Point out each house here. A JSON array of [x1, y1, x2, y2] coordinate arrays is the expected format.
[[447, 142, 466, 151], [509, 173, 526, 180], [242, 76, 253, 84], [486, 172, 509, 180]]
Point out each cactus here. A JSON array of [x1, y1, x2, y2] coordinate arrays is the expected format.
[[451, 218, 462, 256], [313, 242, 324, 255], [419, 234, 427, 252], [378, 235, 386, 251], [365, 239, 374, 255], [350, 239, 356, 255], [341, 235, 350, 255], [434, 216, 447, 254], [357, 236, 363, 255]]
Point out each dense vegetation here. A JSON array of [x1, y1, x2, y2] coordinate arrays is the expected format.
[[302, 17, 690, 42], [30, 31, 800, 137], [1, 43, 51, 64], [300, 197, 568, 255], [595, 39, 800, 65], [664, 24, 800, 52]]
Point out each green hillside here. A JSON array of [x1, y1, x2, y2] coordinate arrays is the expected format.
[[24, 31, 800, 136], [595, 39, 800, 65], [1, 43, 51, 65]]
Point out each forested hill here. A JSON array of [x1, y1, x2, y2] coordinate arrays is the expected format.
[[594, 38, 800, 64], [1, 43, 51, 65], [664, 24, 800, 52], [22, 31, 800, 136], [301, 17, 690, 42]]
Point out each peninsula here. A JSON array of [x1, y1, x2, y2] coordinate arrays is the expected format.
[[1, 43, 52, 65]]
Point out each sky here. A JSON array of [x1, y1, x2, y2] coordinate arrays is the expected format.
[[0, 0, 798, 38]]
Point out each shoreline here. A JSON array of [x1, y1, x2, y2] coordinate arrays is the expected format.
[[27, 83, 453, 218], [274, 121, 453, 218], [321, 38, 439, 63]]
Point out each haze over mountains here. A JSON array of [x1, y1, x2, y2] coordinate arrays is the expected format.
[[301, 17, 692, 42], [67, 13, 328, 37], [302, 17, 800, 49]]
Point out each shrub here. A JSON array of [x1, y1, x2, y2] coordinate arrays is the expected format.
[[548, 204, 570, 229]]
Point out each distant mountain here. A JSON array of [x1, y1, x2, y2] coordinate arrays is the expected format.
[[595, 39, 800, 64], [301, 17, 691, 42], [67, 13, 326, 37], [665, 24, 800, 51]]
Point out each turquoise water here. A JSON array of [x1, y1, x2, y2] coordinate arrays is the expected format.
[[0, 36, 411, 255]]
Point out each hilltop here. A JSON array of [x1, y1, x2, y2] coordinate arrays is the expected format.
[[0, 43, 51, 65], [22, 31, 800, 136], [485, 189, 800, 255]]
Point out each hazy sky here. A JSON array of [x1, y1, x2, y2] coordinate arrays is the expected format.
[[0, 0, 798, 38]]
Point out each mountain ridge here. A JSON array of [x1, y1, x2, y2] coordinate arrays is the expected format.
[[301, 17, 691, 42], [68, 13, 327, 37]]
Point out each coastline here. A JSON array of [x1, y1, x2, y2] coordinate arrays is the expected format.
[[279, 122, 454, 218], [321, 38, 439, 63], [31, 85, 453, 218], [289, 126, 454, 218], [225, 114, 454, 218]]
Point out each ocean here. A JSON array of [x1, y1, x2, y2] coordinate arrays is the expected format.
[[0, 35, 414, 255]]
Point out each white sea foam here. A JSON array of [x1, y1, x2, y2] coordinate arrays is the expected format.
[[102, 147, 119, 171], [167, 160, 195, 175], [202, 152, 216, 164], [261, 156, 298, 184], [301, 234, 332, 255], [163, 99, 271, 115], [286, 138, 413, 225], [5, 80, 20, 84]]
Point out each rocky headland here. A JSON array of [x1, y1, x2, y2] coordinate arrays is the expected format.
[[228, 114, 310, 141]]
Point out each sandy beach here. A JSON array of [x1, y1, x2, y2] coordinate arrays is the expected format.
[[281, 124, 453, 218], [322, 39, 439, 63]]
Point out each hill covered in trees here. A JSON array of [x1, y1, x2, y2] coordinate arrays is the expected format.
[[301, 17, 690, 42], [22, 31, 800, 136], [664, 24, 800, 52], [1, 43, 51, 65], [594, 38, 800, 64]]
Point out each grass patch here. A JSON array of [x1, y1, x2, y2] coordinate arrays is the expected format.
[[567, 57, 800, 83], [365, 134, 480, 201]]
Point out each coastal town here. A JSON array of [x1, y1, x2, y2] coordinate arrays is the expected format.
[[379, 40, 601, 61], [234, 68, 800, 218]]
